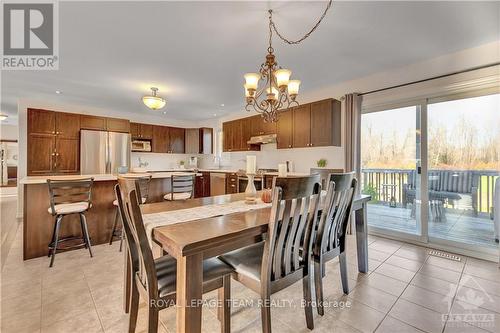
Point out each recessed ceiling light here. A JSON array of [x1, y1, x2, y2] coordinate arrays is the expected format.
[[0, 114, 8, 121], [220, 104, 224, 107], [213, 113, 217, 117], [55, 90, 62, 94], [162, 111, 167, 115]]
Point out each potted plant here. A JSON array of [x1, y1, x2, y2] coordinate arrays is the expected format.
[[316, 158, 327, 168], [179, 160, 185, 169]]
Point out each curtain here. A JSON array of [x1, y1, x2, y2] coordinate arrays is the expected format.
[[343, 93, 362, 234], [343, 93, 362, 191]]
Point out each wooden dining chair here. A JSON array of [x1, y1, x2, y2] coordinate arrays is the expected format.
[[110, 175, 152, 251], [313, 172, 357, 316], [219, 175, 321, 332], [115, 178, 233, 333], [163, 174, 195, 201]]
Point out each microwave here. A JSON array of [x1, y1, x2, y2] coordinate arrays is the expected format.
[[131, 139, 152, 152]]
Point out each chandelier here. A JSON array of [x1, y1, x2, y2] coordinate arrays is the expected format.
[[243, 2, 333, 122], [142, 87, 166, 110]]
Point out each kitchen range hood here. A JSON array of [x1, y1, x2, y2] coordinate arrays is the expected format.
[[247, 134, 277, 145]]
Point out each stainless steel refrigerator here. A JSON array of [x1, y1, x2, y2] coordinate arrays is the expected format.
[[80, 130, 131, 174]]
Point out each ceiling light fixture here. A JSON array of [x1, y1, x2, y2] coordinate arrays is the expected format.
[[142, 87, 166, 110], [55, 90, 62, 94], [0, 114, 8, 121], [244, 2, 332, 122]]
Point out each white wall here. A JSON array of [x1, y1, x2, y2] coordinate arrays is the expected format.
[[0, 124, 18, 141]]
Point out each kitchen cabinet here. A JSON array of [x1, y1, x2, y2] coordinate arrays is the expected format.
[[28, 108, 55, 135], [106, 117, 130, 133], [131, 122, 153, 139], [80, 115, 107, 130], [185, 128, 199, 154], [169, 127, 185, 153], [276, 109, 293, 149], [152, 125, 169, 153], [27, 135, 55, 175], [222, 118, 260, 152], [225, 172, 238, 194], [185, 128, 212, 154], [194, 172, 211, 198], [250, 115, 276, 136], [292, 104, 312, 148], [310, 98, 341, 147], [27, 109, 80, 175]]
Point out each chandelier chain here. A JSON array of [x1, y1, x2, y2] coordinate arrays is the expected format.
[[268, 0, 333, 45]]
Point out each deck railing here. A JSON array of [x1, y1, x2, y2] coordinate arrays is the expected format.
[[361, 168, 498, 214]]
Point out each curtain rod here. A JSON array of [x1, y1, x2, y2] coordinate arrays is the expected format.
[[359, 62, 500, 96]]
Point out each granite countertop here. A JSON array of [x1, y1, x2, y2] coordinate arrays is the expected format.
[[20, 171, 201, 185]]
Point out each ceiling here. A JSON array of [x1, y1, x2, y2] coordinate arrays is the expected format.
[[1, 1, 499, 124]]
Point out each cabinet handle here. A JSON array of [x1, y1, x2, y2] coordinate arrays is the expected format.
[[288, 145, 292, 148], [56, 131, 60, 135], [52, 131, 56, 134], [231, 184, 235, 187], [310, 143, 313, 146], [51, 152, 56, 156]]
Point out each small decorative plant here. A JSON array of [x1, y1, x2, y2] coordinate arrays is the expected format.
[[362, 183, 378, 203], [179, 160, 185, 168], [316, 158, 327, 167]]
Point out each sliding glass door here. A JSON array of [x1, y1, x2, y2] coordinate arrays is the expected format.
[[427, 93, 499, 249], [361, 92, 499, 254], [361, 104, 424, 240]]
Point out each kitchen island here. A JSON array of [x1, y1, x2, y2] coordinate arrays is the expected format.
[[20, 172, 198, 259]]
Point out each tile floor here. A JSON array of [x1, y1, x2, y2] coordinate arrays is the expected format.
[[1, 225, 499, 333]]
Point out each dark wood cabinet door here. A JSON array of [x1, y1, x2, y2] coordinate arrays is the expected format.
[[199, 128, 213, 154], [152, 126, 169, 153], [231, 120, 243, 151], [222, 122, 231, 152], [261, 118, 277, 135], [27, 135, 55, 175], [130, 123, 140, 138], [310, 99, 341, 147], [80, 115, 107, 130], [140, 124, 153, 139], [55, 112, 80, 139], [169, 127, 185, 153], [292, 104, 311, 148], [276, 109, 293, 149], [28, 109, 55, 135], [226, 173, 238, 194], [55, 138, 79, 173], [240, 117, 253, 150], [106, 117, 130, 133], [250, 115, 263, 136]]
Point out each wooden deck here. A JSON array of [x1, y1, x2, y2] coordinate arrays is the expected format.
[[366, 203, 498, 248]]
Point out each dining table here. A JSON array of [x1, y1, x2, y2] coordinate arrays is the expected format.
[[123, 192, 371, 333]]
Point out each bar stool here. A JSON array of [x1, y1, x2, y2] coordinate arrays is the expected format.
[[163, 174, 194, 201], [47, 178, 94, 267], [109, 175, 152, 251]]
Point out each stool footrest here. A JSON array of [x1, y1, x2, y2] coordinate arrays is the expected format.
[[49, 236, 89, 252]]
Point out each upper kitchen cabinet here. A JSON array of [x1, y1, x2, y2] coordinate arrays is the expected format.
[[185, 128, 213, 154], [55, 112, 80, 138], [222, 118, 259, 152], [80, 115, 107, 131], [292, 104, 312, 148], [250, 115, 276, 136], [169, 127, 185, 154], [106, 117, 130, 133], [310, 98, 341, 147], [152, 125, 169, 153], [28, 108, 55, 135], [276, 109, 293, 149], [131, 123, 153, 139]]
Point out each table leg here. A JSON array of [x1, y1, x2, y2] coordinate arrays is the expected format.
[[355, 202, 369, 273], [124, 247, 131, 313], [176, 253, 203, 333]]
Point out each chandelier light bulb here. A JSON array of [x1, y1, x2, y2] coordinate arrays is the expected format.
[[274, 69, 292, 87], [142, 87, 166, 110], [288, 80, 301, 96], [244, 73, 260, 90]]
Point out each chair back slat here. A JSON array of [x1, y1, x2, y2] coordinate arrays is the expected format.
[[116, 178, 158, 298], [315, 173, 357, 257], [170, 174, 194, 199], [120, 175, 152, 203], [47, 178, 93, 215], [264, 175, 321, 282]]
